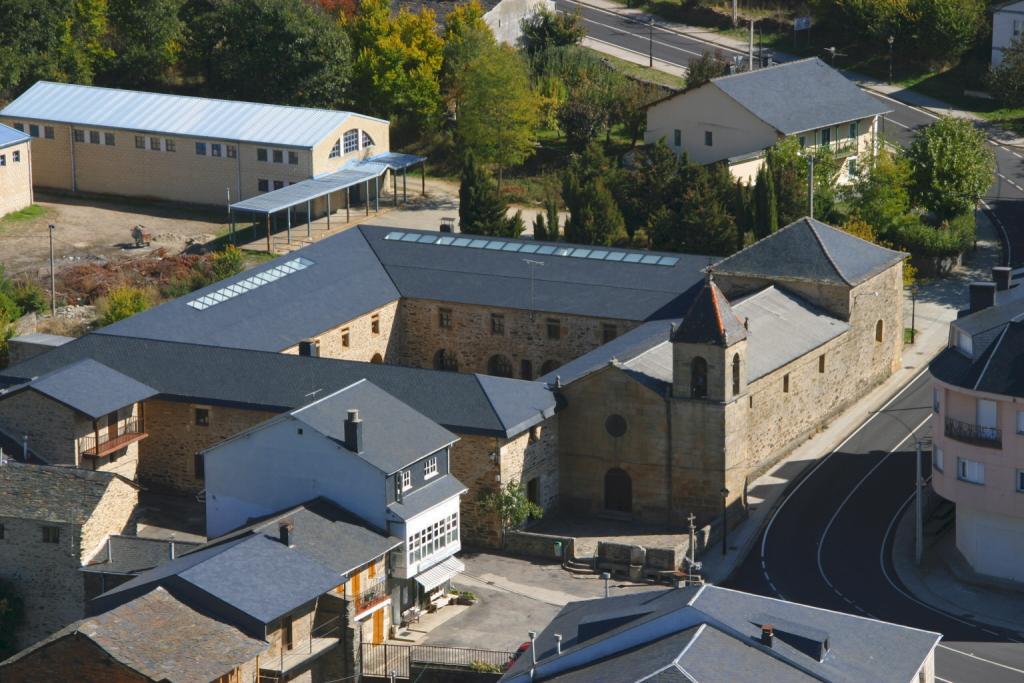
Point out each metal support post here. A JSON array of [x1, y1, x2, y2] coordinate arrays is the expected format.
[[265, 214, 271, 252], [421, 161, 426, 196], [327, 193, 332, 230], [48, 224, 56, 316], [748, 21, 754, 71], [375, 175, 379, 212], [403, 168, 408, 202], [286, 207, 292, 244], [365, 181, 370, 216], [306, 200, 311, 238], [346, 188, 351, 222], [393, 170, 398, 207]]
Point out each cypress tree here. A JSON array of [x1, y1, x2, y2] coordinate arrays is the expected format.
[[753, 163, 778, 239], [459, 152, 509, 236]]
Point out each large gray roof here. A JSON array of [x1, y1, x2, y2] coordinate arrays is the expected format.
[[503, 585, 940, 683], [293, 379, 458, 474], [1, 81, 383, 147], [0, 462, 135, 525], [711, 58, 891, 135], [712, 217, 905, 287], [0, 335, 554, 438], [1, 587, 268, 682], [22, 358, 157, 419]]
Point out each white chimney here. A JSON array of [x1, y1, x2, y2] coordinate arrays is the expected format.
[[554, 633, 562, 655]]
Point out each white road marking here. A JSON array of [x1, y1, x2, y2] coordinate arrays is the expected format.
[[578, 15, 702, 60], [938, 645, 1024, 676], [584, 35, 688, 73]]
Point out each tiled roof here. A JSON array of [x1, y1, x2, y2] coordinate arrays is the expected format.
[[293, 379, 457, 474], [23, 358, 157, 419], [710, 58, 891, 135], [0, 462, 135, 524], [1, 587, 268, 682], [712, 217, 905, 287], [671, 280, 747, 346]]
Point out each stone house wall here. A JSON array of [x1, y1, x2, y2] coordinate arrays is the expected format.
[[394, 299, 637, 378], [0, 632, 151, 682], [281, 300, 399, 363], [79, 478, 139, 564], [138, 399, 276, 495], [0, 390, 78, 466], [448, 434, 502, 547], [265, 601, 317, 666], [500, 418, 559, 514]]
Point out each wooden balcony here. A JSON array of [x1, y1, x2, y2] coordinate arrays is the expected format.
[[80, 415, 148, 457]]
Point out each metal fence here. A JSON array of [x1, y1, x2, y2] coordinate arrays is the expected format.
[[361, 642, 515, 678]]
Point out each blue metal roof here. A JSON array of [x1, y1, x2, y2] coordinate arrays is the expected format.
[[0, 81, 384, 148], [369, 152, 426, 169], [229, 161, 388, 214], [0, 122, 29, 150]]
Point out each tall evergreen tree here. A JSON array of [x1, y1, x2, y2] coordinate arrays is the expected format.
[[459, 152, 512, 236], [562, 143, 627, 246], [753, 164, 779, 238]]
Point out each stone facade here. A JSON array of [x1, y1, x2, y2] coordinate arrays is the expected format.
[[282, 301, 399, 363], [0, 477, 137, 648], [138, 399, 276, 495], [0, 633, 151, 683], [394, 299, 636, 378], [0, 138, 33, 217]]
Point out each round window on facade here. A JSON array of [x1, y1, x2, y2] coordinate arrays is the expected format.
[[605, 414, 627, 437]]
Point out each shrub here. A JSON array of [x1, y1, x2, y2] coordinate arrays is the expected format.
[[210, 245, 245, 282], [889, 212, 975, 258], [469, 660, 503, 673], [96, 286, 152, 327], [12, 280, 46, 314]]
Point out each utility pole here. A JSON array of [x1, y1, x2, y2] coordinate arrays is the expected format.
[[748, 20, 754, 71], [732, 0, 737, 26], [523, 259, 544, 321], [915, 439, 923, 565], [687, 512, 697, 568], [649, 16, 654, 68], [910, 285, 917, 344], [720, 487, 730, 556], [888, 35, 895, 84], [48, 223, 56, 316]]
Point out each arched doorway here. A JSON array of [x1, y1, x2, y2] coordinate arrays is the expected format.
[[604, 468, 632, 513], [487, 354, 513, 378], [370, 353, 383, 364]]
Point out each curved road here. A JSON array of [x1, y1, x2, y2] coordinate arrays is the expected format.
[[557, 0, 1024, 268]]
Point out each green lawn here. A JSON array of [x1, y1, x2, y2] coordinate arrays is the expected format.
[[582, 47, 687, 89], [1, 204, 46, 223]]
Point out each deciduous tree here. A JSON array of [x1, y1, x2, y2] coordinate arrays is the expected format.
[[685, 50, 728, 89], [104, 0, 183, 86], [988, 35, 1024, 107], [520, 7, 585, 57], [906, 116, 994, 220]]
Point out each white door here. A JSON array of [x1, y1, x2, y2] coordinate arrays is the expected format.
[[977, 399, 998, 428]]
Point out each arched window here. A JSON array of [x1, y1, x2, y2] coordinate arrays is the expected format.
[[731, 353, 741, 396], [343, 129, 359, 154], [434, 349, 458, 372], [361, 131, 375, 148], [540, 360, 560, 375], [875, 320, 884, 343], [690, 357, 708, 398], [328, 139, 341, 159], [370, 353, 383, 364], [604, 468, 632, 513], [488, 354, 513, 378]]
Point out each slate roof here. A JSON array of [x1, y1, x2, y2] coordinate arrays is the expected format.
[[502, 585, 940, 683], [0, 335, 555, 438], [1, 81, 384, 148], [0, 122, 29, 150], [219, 498, 401, 576], [951, 295, 1024, 336], [97, 533, 342, 624], [931, 320, 1024, 397], [712, 217, 906, 287], [85, 535, 202, 575], [293, 379, 457, 474], [536, 319, 676, 387], [0, 587, 268, 682], [671, 280, 747, 345], [710, 58, 891, 135], [387, 473, 468, 521], [20, 358, 158, 419], [0, 462, 135, 524]]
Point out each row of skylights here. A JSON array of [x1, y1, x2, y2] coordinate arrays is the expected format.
[[383, 231, 680, 267], [186, 257, 314, 311]]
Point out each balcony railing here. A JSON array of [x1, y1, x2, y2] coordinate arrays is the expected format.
[[79, 415, 147, 457], [945, 416, 1002, 448], [354, 580, 389, 614], [261, 615, 341, 676]]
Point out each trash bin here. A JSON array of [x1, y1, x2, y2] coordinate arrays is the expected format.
[[553, 540, 563, 558]]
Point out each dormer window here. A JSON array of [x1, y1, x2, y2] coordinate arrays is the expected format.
[[955, 329, 973, 356], [401, 469, 412, 491], [424, 456, 438, 479]]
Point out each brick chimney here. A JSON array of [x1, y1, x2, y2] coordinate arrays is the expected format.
[[761, 624, 774, 648], [279, 522, 294, 547], [344, 409, 363, 453]]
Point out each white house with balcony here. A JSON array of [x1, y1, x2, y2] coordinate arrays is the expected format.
[[644, 58, 891, 184], [202, 379, 467, 621], [929, 271, 1024, 583], [993, 1, 1024, 65]]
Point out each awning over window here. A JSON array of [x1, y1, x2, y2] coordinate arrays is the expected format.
[[414, 556, 465, 591]]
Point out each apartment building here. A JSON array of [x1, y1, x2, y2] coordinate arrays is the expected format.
[[0, 81, 390, 207], [0, 122, 32, 216], [930, 274, 1024, 583], [645, 58, 890, 183]]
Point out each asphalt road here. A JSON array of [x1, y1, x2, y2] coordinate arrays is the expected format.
[[558, 0, 1024, 268]]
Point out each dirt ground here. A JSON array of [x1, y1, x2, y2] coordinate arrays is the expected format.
[[0, 192, 228, 280]]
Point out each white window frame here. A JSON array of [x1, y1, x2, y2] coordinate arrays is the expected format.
[[424, 456, 438, 479], [401, 469, 412, 491], [1017, 410, 1024, 435], [957, 457, 985, 485], [933, 446, 943, 473], [362, 131, 375, 148], [343, 129, 359, 154], [328, 139, 341, 159], [956, 329, 973, 356]]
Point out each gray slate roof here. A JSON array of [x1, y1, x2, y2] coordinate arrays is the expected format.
[[1, 587, 268, 682], [0, 462, 135, 525], [1, 81, 380, 147], [387, 473, 468, 521], [293, 379, 457, 474], [24, 358, 157, 419], [672, 280, 747, 346], [0, 335, 555, 438], [220, 498, 401, 576], [85, 535, 201, 575], [712, 217, 905, 287], [98, 533, 342, 624], [711, 58, 891, 135], [0, 122, 29, 150], [536, 319, 676, 387], [931, 320, 1024, 397], [503, 585, 940, 683]]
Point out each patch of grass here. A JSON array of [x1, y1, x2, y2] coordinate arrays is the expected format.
[[1, 205, 46, 223], [904, 327, 918, 344], [582, 47, 686, 89]]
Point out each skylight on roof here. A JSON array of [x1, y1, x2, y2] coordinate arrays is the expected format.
[[381, 231, 680, 266], [186, 256, 314, 311]]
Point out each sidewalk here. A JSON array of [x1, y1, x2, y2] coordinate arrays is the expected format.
[[697, 210, 1001, 585]]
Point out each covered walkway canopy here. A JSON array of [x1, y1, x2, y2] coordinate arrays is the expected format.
[[227, 153, 426, 251]]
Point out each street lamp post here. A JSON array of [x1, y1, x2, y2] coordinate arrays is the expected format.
[[649, 16, 654, 68], [888, 35, 895, 84], [720, 487, 730, 556], [910, 285, 918, 345], [48, 223, 56, 316]]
